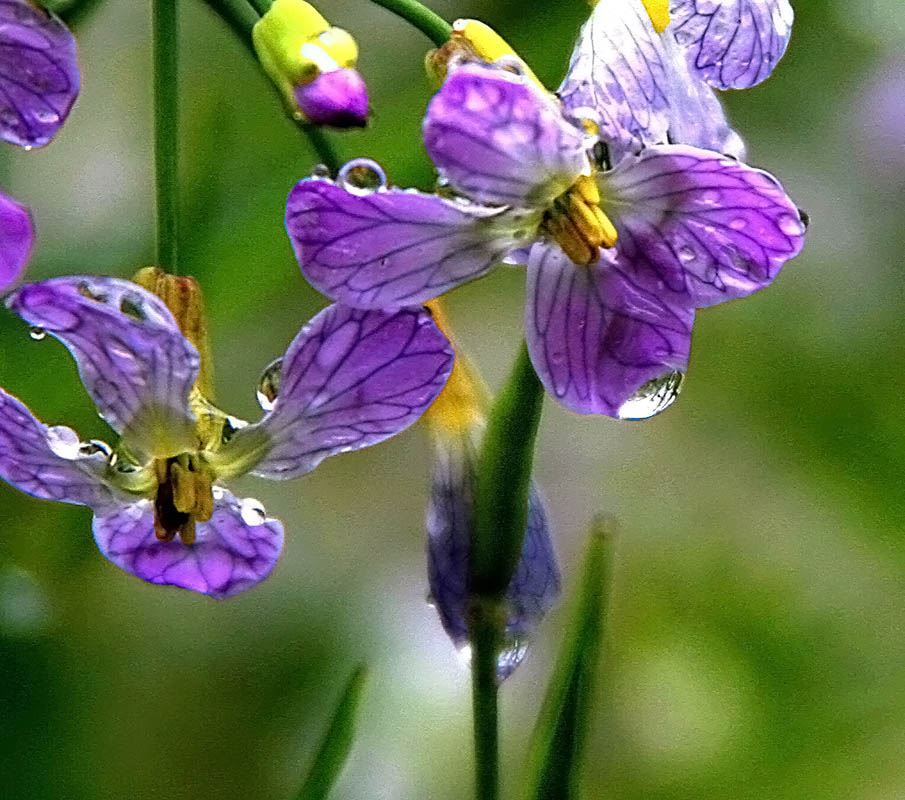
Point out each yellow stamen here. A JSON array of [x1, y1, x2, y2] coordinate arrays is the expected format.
[[152, 455, 216, 545], [640, 0, 671, 34], [542, 178, 618, 265]]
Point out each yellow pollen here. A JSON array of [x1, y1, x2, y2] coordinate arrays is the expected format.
[[542, 176, 618, 266]]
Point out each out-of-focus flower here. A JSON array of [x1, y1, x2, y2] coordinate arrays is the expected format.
[[0, 0, 80, 149], [422, 304, 560, 680], [0, 191, 34, 291], [253, 0, 369, 127], [0, 272, 453, 597], [284, 56, 806, 417]]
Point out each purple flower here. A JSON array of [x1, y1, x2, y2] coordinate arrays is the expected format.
[[0, 275, 453, 597], [285, 58, 806, 418], [294, 67, 369, 128], [0, 190, 33, 291], [0, 0, 80, 149]]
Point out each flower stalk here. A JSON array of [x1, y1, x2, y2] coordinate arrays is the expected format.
[[153, 0, 179, 273], [367, 0, 451, 47]]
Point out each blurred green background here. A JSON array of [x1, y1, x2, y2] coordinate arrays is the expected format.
[[2, 0, 904, 797]]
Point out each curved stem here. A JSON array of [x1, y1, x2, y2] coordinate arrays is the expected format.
[[246, 0, 271, 15], [153, 0, 179, 273], [367, 0, 451, 47]]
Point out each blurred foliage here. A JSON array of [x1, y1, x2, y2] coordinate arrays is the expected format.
[[2, 0, 904, 798]]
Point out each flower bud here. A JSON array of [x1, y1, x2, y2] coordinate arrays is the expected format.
[[252, 0, 369, 127], [0, 191, 34, 292]]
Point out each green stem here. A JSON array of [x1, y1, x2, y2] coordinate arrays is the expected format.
[[469, 598, 503, 800], [246, 0, 270, 15], [153, 0, 179, 273], [200, 0, 339, 171], [367, 0, 451, 47]]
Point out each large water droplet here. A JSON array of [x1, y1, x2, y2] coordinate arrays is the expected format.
[[337, 158, 388, 196], [46, 426, 81, 459], [256, 358, 283, 412], [78, 440, 112, 458], [28, 326, 45, 341], [777, 213, 806, 237], [618, 371, 684, 420], [240, 498, 267, 526], [456, 636, 530, 682]]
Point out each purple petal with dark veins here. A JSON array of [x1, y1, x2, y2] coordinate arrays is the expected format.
[[423, 62, 588, 208], [670, 0, 794, 89], [0, 189, 33, 290], [525, 244, 694, 417], [230, 303, 453, 480], [286, 179, 529, 309], [92, 489, 284, 599], [0, 0, 80, 148], [427, 439, 560, 679], [602, 144, 805, 307], [0, 387, 123, 509], [7, 276, 199, 457]]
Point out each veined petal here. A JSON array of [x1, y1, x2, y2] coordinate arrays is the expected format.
[[525, 244, 693, 417], [7, 276, 200, 458], [423, 62, 589, 208], [219, 303, 454, 481], [670, 0, 794, 89], [92, 489, 284, 599], [0, 0, 80, 148], [601, 144, 806, 307], [0, 387, 124, 509], [286, 180, 532, 309], [0, 190, 33, 290]]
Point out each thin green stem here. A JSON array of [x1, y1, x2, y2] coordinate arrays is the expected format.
[[153, 0, 179, 273], [367, 0, 451, 47], [246, 0, 270, 15], [469, 598, 503, 800], [200, 0, 339, 171]]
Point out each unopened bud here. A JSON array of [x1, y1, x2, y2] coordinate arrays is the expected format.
[[0, 191, 34, 292]]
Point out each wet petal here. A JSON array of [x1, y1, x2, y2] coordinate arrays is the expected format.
[[92, 489, 284, 599], [0, 387, 123, 509], [423, 62, 588, 207], [525, 244, 694, 417], [0, 190, 33, 290], [0, 0, 80, 148], [602, 144, 806, 307], [287, 179, 532, 309], [670, 0, 794, 89], [7, 276, 200, 457], [223, 303, 453, 480], [427, 441, 560, 680]]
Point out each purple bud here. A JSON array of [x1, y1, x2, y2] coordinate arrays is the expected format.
[[293, 68, 369, 128], [0, 192, 34, 291]]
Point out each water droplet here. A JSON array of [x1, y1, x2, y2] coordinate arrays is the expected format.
[[618, 371, 684, 420], [240, 498, 267, 526], [777, 213, 805, 237], [729, 217, 747, 231], [310, 163, 331, 179], [28, 326, 45, 341], [337, 158, 387, 196], [678, 245, 697, 263], [456, 637, 530, 682], [78, 440, 112, 458], [212, 486, 226, 501], [701, 189, 722, 204], [256, 358, 283, 412], [495, 54, 525, 76], [33, 109, 59, 125], [46, 426, 81, 459]]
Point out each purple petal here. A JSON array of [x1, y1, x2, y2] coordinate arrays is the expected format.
[[0, 0, 80, 148], [525, 244, 694, 417], [294, 68, 369, 128], [0, 387, 123, 509], [7, 276, 200, 457], [423, 62, 588, 207], [231, 303, 453, 480], [92, 489, 284, 599], [287, 179, 527, 308], [670, 0, 794, 89], [0, 189, 33, 290], [602, 144, 806, 307], [558, 0, 744, 162], [427, 440, 560, 680]]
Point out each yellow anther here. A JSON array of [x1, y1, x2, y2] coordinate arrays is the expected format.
[[565, 193, 606, 248], [153, 455, 215, 545], [543, 178, 618, 265], [640, 0, 671, 33], [573, 174, 601, 207], [542, 214, 595, 266], [592, 206, 619, 249], [581, 118, 600, 137]]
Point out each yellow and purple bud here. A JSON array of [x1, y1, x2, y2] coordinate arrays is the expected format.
[[252, 0, 369, 128]]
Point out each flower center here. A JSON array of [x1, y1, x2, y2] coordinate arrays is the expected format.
[[540, 175, 618, 266], [153, 454, 215, 545]]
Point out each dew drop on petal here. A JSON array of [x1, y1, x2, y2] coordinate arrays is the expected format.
[[618, 371, 684, 420], [46, 425, 82, 459], [729, 217, 748, 231], [240, 497, 267, 526], [337, 158, 388, 195], [456, 637, 530, 682], [778, 213, 806, 237], [28, 327, 46, 341], [309, 163, 331, 179], [678, 245, 697, 263], [256, 357, 283, 412], [212, 486, 226, 501], [78, 439, 112, 458]]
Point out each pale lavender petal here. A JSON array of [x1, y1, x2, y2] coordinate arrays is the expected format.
[[670, 0, 794, 89], [92, 489, 284, 599], [0, 0, 80, 148], [525, 244, 694, 417], [7, 276, 199, 457], [427, 441, 560, 679], [602, 144, 805, 307], [287, 179, 529, 309], [230, 303, 453, 480], [294, 67, 369, 128], [0, 387, 123, 509], [423, 62, 588, 207], [0, 189, 32, 290]]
